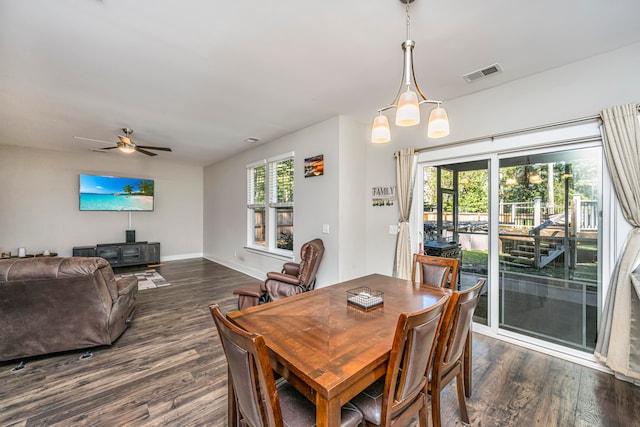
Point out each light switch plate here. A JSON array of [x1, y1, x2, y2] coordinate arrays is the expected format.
[[322, 224, 330, 234]]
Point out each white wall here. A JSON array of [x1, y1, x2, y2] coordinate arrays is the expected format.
[[337, 116, 368, 281], [364, 42, 640, 275], [204, 116, 367, 287], [0, 145, 203, 259]]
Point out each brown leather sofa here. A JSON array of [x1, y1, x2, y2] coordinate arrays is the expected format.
[[0, 256, 138, 362]]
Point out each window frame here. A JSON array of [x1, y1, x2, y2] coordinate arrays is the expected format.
[[246, 152, 295, 258], [246, 159, 267, 249]]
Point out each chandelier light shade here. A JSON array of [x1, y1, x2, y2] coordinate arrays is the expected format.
[[427, 105, 450, 138], [371, 114, 391, 143], [371, 0, 450, 143], [396, 90, 420, 126]]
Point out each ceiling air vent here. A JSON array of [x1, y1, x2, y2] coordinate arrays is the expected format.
[[462, 63, 502, 83]]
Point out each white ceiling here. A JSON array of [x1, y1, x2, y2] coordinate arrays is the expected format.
[[2, 0, 640, 166]]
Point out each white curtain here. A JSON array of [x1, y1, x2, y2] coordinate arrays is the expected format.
[[393, 148, 417, 279], [595, 103, 640, 384]]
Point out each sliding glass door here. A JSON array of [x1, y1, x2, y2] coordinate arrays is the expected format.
[[420, 145, 602, 353], [498, 147, 601, 351], [422, 160, 489, 325]]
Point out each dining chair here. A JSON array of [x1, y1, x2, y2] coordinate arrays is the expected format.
[[429, 278, 486, 427], [411, 253, 460, 289], [349, 294, 450, 426], [208, 304, 363, 427]]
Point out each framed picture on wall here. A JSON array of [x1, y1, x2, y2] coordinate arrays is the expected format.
[[304, 154, 324, 177]]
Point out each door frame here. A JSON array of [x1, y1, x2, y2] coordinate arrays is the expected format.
[[413, 131, 617, 371]]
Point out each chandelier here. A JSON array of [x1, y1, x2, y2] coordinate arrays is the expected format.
[[371, 0, 450, 143]]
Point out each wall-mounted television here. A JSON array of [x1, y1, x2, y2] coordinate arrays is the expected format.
[[79, 174, 154, 211]]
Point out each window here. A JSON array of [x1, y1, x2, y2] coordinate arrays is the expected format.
[[247, 161, 266, 247], [247, 152, 294, 254]]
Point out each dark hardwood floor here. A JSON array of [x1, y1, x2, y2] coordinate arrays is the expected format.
[[1, 258, 639, 426]]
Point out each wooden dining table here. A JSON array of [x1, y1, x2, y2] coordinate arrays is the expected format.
[[227, 273, 450, 427]]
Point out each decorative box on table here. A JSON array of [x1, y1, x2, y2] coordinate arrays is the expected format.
[[347, 286, 384, 312]]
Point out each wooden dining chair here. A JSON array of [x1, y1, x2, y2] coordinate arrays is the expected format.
[[208, 304, 363, 427], [349, 294, 450, 426], [411, 253, 460, 289], [428, 278, 486, 427]]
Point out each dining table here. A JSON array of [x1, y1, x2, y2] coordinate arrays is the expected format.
[[227, 273, 450, 427]]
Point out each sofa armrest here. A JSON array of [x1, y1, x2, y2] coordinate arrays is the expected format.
[[282, 262, 300, 276], [116, 275, 138, 296], [266, 271, 300, 285]]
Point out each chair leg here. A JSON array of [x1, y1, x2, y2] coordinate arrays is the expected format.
[[430, 386, 442, 427], [455, 371, 470, 425], [464, 331, 472, 398], [418, 394, 428, 427]]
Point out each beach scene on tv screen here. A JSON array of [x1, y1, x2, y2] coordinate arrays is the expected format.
[[80, 174, 154, 211]]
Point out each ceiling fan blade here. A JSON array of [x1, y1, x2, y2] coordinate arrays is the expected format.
[[74, 136, 115, 145], [136, 147, 157, 156], [136, 145, 173, 152], [101, 146, 119, 150]]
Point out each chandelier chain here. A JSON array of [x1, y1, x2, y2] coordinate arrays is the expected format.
[[405, 2, 411, 40]]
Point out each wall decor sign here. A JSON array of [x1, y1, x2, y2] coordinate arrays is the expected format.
[[304, 154, 324, 177], [372, 186, 396, 206]]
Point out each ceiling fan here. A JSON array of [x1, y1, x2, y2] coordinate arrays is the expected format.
[[74, 128, 173, 156]]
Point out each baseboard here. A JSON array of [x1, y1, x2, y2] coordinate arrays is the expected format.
[[160, 252, 204, 262], [472, 324, 612, 375], [203, 255, 264, 280]]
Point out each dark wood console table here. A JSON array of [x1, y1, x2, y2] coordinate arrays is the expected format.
[[73, 242, 160, 267]]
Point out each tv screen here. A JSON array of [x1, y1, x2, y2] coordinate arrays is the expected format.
[[79, 174, 154, 211]]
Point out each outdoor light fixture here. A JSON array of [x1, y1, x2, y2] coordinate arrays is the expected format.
[[371, 0, 450, 143], [529, 173, 542, 184], [505, 177, 517, 186]]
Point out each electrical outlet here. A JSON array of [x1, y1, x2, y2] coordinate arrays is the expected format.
[[389, 225, 398, 234], [322, 224, 330, 234]]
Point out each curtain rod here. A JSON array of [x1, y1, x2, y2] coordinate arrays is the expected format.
[[415, 114, 601, 153], [416, 104, 640, 153]]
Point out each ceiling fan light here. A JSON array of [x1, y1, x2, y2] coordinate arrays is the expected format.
[[118, 144, 136, 154], [427, 106, 450, 138], [371, 115, 391, 143], [395, 90, 420, 126]]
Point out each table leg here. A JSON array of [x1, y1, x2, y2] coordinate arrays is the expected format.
[[464, 330, 472, 398], [316, 395, 341, 427]]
